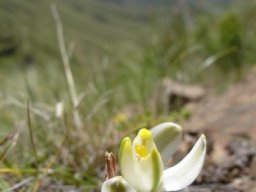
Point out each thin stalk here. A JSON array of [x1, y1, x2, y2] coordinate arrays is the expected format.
[[51, 4, 82, 130], [27, 101, 39, 166]]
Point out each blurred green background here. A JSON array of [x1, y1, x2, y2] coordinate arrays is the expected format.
[[0, 0, 255, 191]]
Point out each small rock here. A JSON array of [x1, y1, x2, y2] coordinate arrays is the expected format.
[[152, 78, 205, 114]]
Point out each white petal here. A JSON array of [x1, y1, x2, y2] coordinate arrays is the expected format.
[[119, 137, 142, 191], [162, 134, 207, 191], [131, 129, 163, 191], [136, 148, 164, 191], [151, 122, 182, 164], [120, 132, 164, 192], [101, 176, 136, 192]]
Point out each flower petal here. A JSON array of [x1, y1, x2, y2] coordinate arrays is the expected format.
[[162, 134, 207, 191], [151, 122, 182, 164], [101, 176, 136, 192], [137, 148, 164, 191], [119, 137, 141, 191], [120, 131, 164, 192]]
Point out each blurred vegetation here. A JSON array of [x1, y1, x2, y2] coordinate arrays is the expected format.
[[218, 12, 242, 77], [0, 0, 255, 191]]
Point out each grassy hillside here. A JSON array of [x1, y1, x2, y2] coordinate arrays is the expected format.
[[0, 0, 255, 191], [0, 0, 157, 63], [0, 0, 166, 119], [0, 1, 164, 190], [0, 2, 176, 190]]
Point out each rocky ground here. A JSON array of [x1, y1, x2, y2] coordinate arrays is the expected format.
[[179, 68, 256, 192]]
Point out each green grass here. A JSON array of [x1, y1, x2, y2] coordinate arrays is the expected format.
[[0, 0, 256, 191], [0, 1, 173, 191]]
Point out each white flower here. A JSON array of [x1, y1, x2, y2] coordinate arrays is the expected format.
[[102, 122, 207, 192]]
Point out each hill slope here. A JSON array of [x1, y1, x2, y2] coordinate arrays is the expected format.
[[0, 0, 167, 67]]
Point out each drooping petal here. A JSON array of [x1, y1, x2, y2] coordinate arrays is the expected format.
[[119, 137, 141, 191], [101, 176, 136, 192], [151, 122, 182, 164], [162, 134, 207, 191]]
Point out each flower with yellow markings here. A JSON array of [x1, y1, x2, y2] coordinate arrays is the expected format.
[[101, 122, 207, 192]]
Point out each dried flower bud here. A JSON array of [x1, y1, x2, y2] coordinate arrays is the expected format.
[[105, 151, 116, 180]]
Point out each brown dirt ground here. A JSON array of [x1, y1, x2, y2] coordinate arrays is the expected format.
[[179, 68, 256, 192]]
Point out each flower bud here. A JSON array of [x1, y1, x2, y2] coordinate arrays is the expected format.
[[101, 176, 135, 192]]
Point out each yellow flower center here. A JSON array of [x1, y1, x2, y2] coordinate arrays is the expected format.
[[135, 128, 152, 157], [135, 144, 147, 157]]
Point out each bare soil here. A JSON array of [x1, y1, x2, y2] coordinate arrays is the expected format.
[[180, 68, 256, 192]]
